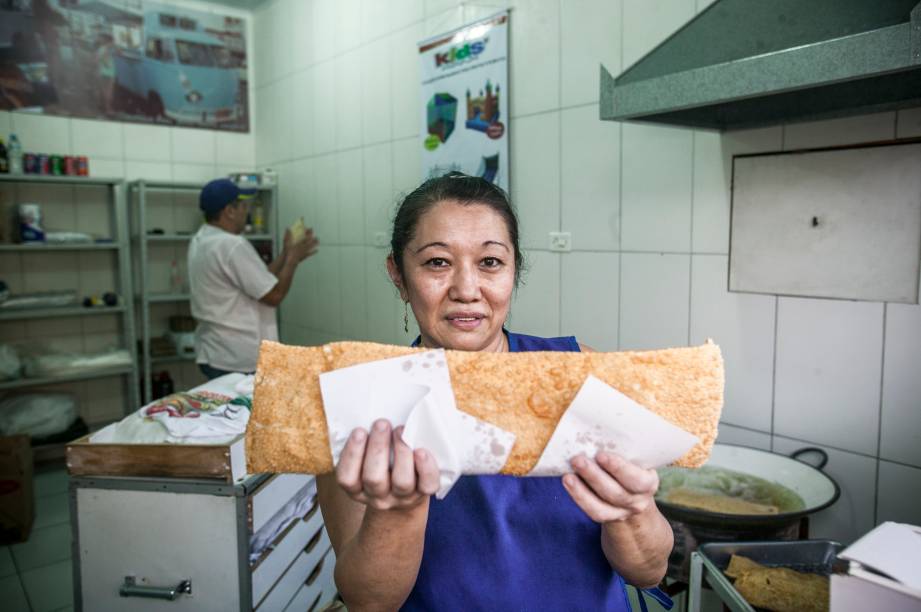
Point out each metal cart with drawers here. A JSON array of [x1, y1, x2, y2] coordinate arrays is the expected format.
[[66, 434, 337, 611]]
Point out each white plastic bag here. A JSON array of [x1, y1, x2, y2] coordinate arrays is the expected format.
[[0, 344, 20, 381], [0, 394, 77, 437], [21, 348, 132, 378]]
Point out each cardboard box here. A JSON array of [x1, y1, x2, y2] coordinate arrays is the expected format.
[[0, 435, 34, 544], [831, 522, 921, 612]]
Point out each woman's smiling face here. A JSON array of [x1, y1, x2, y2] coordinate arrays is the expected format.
[[388, 199, 516, 353]]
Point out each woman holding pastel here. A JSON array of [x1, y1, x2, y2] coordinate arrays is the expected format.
[[316, 173, 674, 610]]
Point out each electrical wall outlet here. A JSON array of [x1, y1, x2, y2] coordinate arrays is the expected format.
[[373, 231, 389, 248], [548, 231, 572, 252]]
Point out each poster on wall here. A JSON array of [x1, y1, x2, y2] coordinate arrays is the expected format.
[[0, 0, 249, 131], [419, 11, 508, 191]]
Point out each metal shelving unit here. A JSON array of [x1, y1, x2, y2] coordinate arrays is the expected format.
[[0, 174, 141, 428], [0, 305, 125, 321], [145, 233, 273, 242], [129, 179, 278, 403], [0, 366, 135, 391], [0, 243, 119, 251], [147, 293, 191, 303], [150, 353, 196, 365]]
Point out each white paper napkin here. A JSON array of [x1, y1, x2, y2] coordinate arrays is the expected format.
[[528, 375, 700, 476], [318, 349, 514, 498]]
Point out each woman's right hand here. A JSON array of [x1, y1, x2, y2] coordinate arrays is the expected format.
[[336, 419, 440, 511]]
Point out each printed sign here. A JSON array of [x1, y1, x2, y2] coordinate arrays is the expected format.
[[419, 11, 509, 190]]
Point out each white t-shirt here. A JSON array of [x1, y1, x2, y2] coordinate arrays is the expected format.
[[188, 224, 278, 372]]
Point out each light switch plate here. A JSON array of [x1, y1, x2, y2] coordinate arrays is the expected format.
[[549, 231, 572, 252]]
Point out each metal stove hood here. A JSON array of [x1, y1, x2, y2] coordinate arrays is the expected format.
[[601, 0, 921, 130]]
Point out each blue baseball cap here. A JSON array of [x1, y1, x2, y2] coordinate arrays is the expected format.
[[199, 178, 257, 215]]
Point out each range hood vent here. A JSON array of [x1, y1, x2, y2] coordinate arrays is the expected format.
[[601, 0, 921, 130]]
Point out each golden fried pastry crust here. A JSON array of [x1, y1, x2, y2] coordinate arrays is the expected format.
[[246, 340, 723, 475]]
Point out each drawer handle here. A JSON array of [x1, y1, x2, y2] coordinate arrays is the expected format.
[[306, 557, 325, 586], [305, 527, 324, 554], [303, 499, 320, 521], [119, 575, 192, 601]]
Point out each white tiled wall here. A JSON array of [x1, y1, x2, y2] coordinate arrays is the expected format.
[[248, 0, 921, 547], [774, 298, 884, 456], [2, 0, 255, 426]]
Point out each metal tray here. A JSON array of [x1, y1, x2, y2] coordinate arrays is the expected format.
[[688, 540, 845, 612]]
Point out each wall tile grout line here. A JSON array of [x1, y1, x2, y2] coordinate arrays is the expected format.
[[557, 0, 564, 337], [873, 303, 888, 526], [878, 456, 921, 471], [769, 429, 921, 470], [769, 296, 779, 452], [276, 136, 419, 167], [718, 418, 921, 473], [719, 420, 771, 435], [687, 131, 696, 346], [616, 0, 625, 351]]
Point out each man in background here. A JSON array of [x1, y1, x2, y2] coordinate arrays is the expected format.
[[189, 178, 318, 379]]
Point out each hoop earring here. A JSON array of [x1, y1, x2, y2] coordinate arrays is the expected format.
[[403, 301, 410, 333]]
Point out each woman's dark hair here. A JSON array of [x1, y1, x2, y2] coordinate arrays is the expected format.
[[391, 172, 524, 285]]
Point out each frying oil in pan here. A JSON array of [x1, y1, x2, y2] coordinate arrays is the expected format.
[[657, 466, 806, 515]]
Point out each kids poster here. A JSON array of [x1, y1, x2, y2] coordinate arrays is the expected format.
[[418, 11, 509, 191]]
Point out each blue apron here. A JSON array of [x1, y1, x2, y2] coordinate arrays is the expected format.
[[402, 331, 652, 611]]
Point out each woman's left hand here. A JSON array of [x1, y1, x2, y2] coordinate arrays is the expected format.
[[562, 452, 659, 523]]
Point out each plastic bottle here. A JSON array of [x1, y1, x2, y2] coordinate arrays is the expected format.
[[8, 134, 22, 175], [252, 201, 264, 234], [152, 371, 175, 400], [170, 259, 183, 294], [0, 138, 8, 173]]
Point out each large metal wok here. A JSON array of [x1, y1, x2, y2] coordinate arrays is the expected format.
[[656, 443, 840, 581]]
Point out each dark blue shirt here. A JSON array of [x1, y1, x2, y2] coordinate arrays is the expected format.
[[402, 331, 631, 611]]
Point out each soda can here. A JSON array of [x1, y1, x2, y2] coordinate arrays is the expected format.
[[23, 153, 37, 174], [38, 154, 50, 175], [77, 156, 89, 176], [64, 156, 77, 176], [50, 155, 63, 175]]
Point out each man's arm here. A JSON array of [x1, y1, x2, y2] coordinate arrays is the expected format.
[[259, 250, 297, 307], [267, 251, 287, 276], [259, 228, 319, 307], [266, 230, 291, 276]]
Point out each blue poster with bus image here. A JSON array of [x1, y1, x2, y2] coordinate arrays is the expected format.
[[0, 0, 249, 132]]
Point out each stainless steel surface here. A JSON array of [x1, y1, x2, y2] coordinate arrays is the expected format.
[[120, 576, 192, 601], [689, 540, 844, 612], [600, 0, 921, 130], [71, 473, 333, 612]]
